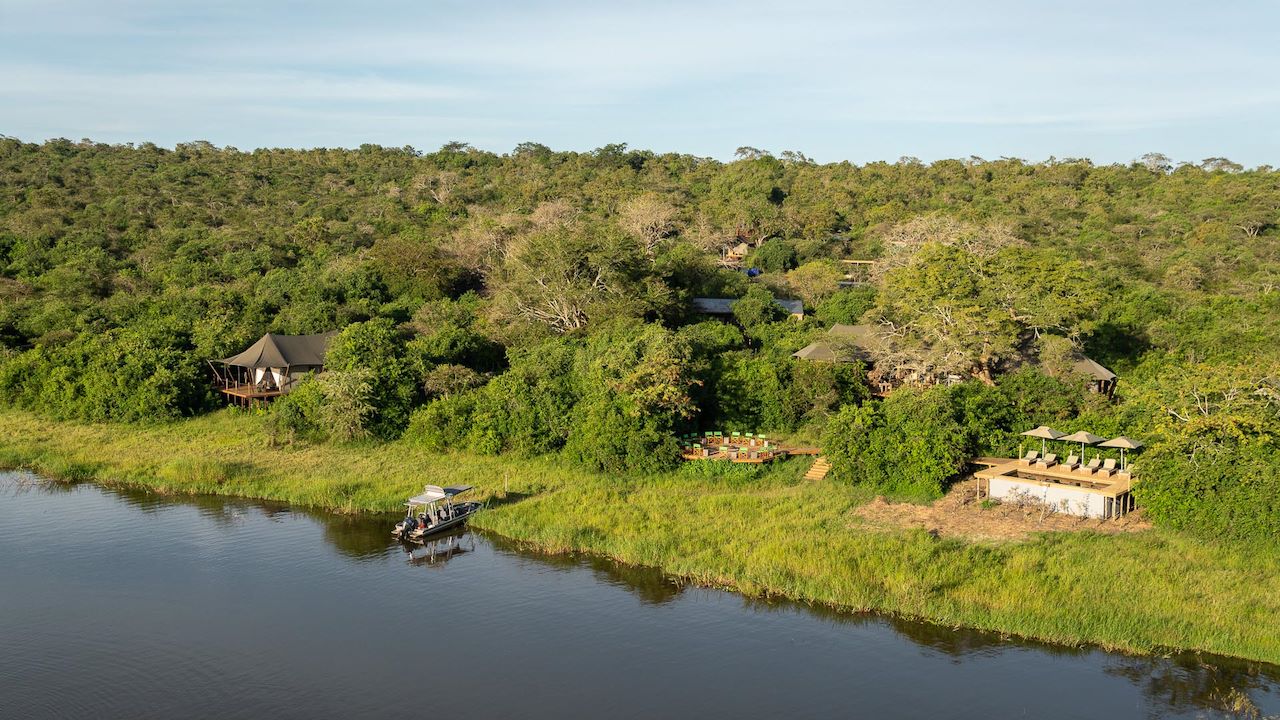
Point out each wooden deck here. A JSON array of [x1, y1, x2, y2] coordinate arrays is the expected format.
[[679, 433, 811, 465], [973, 458, 1136, 518], [218, 383, 286, 400], [971, 457, 1008, 468], [974, 460, 1133, 497]]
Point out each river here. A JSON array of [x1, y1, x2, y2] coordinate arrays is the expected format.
[[0, 471, 1275, 719]]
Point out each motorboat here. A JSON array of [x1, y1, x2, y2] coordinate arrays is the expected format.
[[392, 485, 482, 541]]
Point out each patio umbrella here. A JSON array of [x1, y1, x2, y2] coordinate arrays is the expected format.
[[1099, 436, 1144, 471], [1021, 425, 1065, 456], [1059, 430, 1105, 460]]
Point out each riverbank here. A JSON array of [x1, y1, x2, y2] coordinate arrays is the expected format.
[[2, 408, 1277, 665]]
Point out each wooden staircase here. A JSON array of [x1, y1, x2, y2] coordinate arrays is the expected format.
[[804, 457, 832, 481]]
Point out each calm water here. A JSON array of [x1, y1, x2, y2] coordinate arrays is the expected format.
[[1, 472, 1276, 719]]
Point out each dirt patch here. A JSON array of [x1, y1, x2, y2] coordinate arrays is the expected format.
[[852, 480, 1152, 542]]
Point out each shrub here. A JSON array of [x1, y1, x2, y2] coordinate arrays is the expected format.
[[822, 387, 969, 499], [749, 239, 798, 272], [325, 319, 416, 438], [315, 369, 377, 442], [815, 286, 876, 326], [731, 286, 788, 329], [266, 377, 325, 444], [1136, 419, 1280, 540], [405, 393, 477, 451]]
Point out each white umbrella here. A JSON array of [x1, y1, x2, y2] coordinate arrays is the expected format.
[[1059, 430, 1105, 459], [1021, 426, 1065, 456], [1099, 436, 1144, 471]]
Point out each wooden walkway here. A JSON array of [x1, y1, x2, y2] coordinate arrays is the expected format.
[[804, 457, 831, 480]]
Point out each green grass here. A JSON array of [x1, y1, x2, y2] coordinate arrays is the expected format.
[[2, 407, 1277, 665]]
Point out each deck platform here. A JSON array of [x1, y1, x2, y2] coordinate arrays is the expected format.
[[217, 383, 288, 407], [974, 459, 1135, 518]]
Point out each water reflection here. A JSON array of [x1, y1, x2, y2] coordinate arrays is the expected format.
[[401, 529, 474, 568], [1106, 654, 1277, 719], [485, 534, 686, 605]]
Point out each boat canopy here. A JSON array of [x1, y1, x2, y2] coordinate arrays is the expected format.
[[406, 484, 474, 506]]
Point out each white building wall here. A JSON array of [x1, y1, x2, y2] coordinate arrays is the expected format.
[[988, 477, 1108, 518]]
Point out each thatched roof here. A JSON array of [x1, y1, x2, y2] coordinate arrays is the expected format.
[[1021, 425, 1065, 440], [1059, 430, 1106, 445], [1099, 436, 1143, 450]]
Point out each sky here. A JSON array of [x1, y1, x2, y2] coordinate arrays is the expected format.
[[2, 0, 1278, 164]]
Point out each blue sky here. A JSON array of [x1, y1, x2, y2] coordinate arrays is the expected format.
[[2, 0, 1278, 164]]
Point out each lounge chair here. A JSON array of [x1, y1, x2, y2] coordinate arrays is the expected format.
[[1097, 458, 1118, 477], [1060, 454, 1080, 471], [1034, 453, 1058, 469], [1019, 450, 1041, 466], [1079, 457, 1102, 474]]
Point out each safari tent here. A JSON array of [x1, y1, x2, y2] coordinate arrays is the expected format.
[[212, 331, 338, 405]]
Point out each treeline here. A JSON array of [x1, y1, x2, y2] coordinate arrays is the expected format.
[[0, 138, 1277, 539]]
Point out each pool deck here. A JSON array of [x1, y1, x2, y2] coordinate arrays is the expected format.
[[974, 460, 1133, 498]]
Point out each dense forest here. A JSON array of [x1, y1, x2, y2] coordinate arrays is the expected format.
[[1, 138, 1277, 539]]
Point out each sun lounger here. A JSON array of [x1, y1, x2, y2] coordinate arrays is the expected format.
[[1034, 453, 1058, 469], [1097, 458, 1118, 477], [1018, 450, 1040, 466], [1060, 454, 1080, 471], [1078, 457, 1102, 474]]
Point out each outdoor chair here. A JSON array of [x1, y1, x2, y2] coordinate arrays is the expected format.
[[1097, 458, 1118, 477], [1060, 454, 1080, 471], [1034, 453, 1058, 469], [1079, 457, 1101, 474], [1019, 450, 1040, 466]]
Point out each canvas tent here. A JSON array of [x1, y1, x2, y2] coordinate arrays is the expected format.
[[1071, 354, 1118, 398], [216, 332, 338, 395], [792, 324, 882, 363]]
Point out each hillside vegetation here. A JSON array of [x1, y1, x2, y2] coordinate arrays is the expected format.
[[1, 139, 1278, 539]]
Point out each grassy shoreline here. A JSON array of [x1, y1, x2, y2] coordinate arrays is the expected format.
[[2, 408, 1277, 665]]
